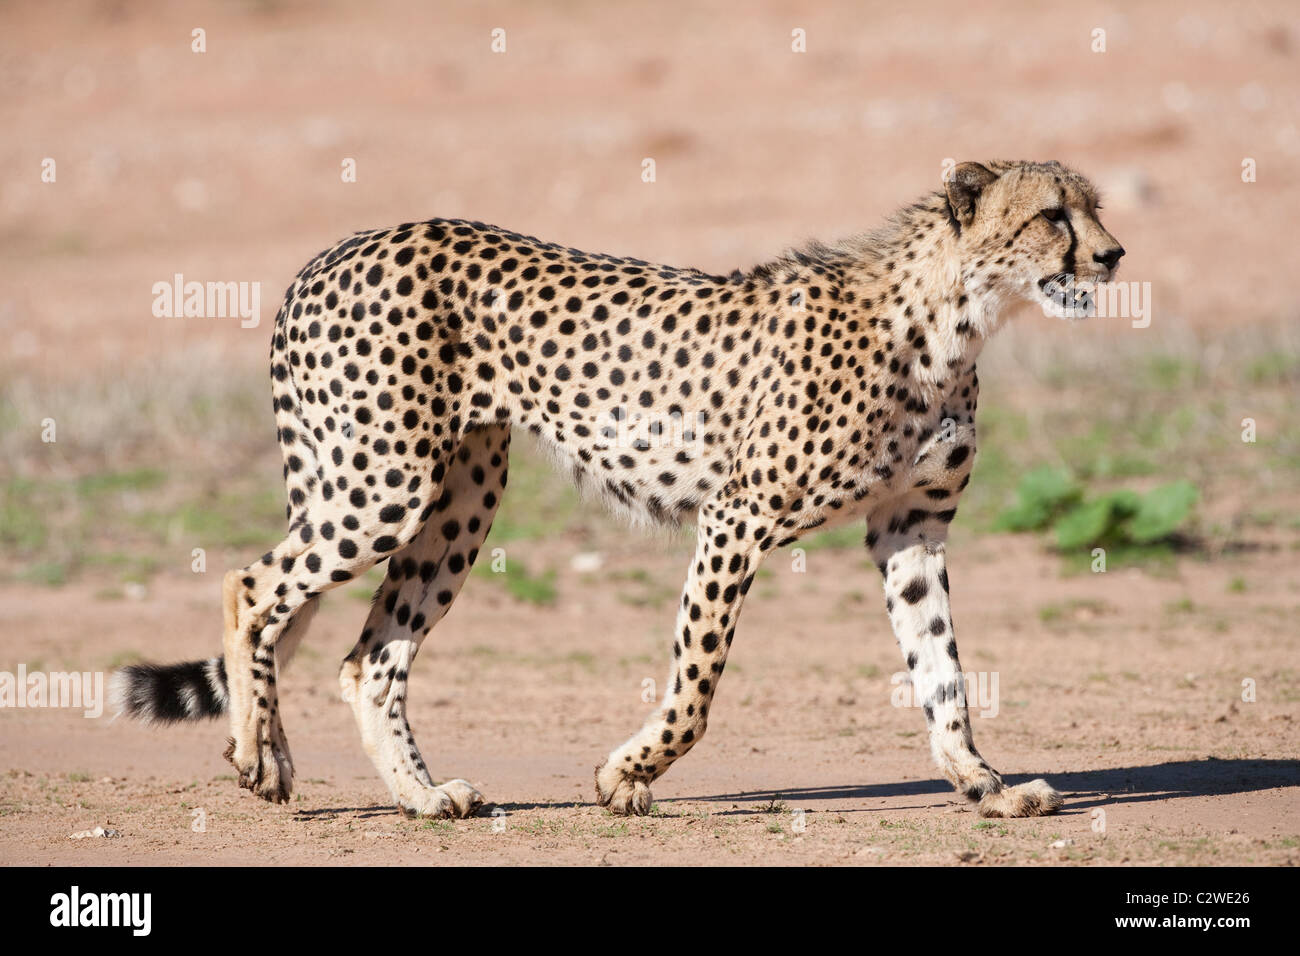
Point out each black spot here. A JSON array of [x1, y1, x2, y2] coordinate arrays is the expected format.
[[900, 577, 929, 604]]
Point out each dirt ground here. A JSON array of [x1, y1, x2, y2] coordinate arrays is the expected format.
[[1, 0, 1298, 866], [1, 532, 1297, 866]]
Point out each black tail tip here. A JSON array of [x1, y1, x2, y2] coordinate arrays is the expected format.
[[109, 658, 228, 724]]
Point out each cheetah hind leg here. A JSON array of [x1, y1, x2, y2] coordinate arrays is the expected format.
[[221, 566, 301, 803], [221, 536, 379, 803], [338, 425, 509, 818], [226, 594, 319, 798]]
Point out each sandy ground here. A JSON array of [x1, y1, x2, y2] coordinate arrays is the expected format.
[[1, 0, 1298, 865], [1, 533, 1296, 866]]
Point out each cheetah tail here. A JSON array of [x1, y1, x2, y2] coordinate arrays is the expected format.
[[108, 657, 228, 723]]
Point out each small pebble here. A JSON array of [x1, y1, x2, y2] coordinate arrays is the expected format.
[[69, 826, 120, 840]]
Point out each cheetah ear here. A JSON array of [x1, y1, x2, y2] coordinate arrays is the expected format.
[[944, 162, 998, 228]]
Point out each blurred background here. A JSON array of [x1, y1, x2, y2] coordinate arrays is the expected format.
[[1, 0, 1297, 866], [3, 0, 1297, 591]]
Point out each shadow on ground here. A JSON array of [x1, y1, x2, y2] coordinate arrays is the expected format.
[[264, 760, 1298, 821], [674, 759, 1300, 815]]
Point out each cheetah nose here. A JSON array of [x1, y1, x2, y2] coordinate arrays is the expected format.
[[1093, 247, 1125, 270]]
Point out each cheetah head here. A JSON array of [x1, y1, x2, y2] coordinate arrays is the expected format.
[[943, 160, 1125, 320]]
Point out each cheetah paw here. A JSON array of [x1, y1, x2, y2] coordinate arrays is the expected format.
[[396, 779, 485, 819], [594, 762, 653, 815], [223, 735, 293, 804], [977, 778, 1063, 818]]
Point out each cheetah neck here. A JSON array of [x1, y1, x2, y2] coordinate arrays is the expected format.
[[813, 195, 1012, 392]]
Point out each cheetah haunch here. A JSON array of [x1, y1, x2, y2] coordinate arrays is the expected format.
[[112, 160, 1123, 819]]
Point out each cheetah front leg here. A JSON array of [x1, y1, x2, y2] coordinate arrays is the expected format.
[[870, 531, 1062, 817], [596, 494, 764, 815]]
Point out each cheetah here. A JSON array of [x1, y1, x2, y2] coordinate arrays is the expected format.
[[112, 160, 1124, 819]]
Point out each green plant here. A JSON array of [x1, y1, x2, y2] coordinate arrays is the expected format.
[[1125, 480, 1199, 543], [994, 468, 1198, 558], [1053, 489, 1141, 550], [991, 467, 1082, 532]]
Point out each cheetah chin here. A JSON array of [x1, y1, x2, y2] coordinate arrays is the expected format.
[[1034, 274, 1099, 320]]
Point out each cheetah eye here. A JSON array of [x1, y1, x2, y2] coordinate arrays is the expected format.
[[1040, 206, 1066, 223]]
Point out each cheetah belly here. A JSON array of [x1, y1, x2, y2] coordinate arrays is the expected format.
[[525, 412, 729, 529]]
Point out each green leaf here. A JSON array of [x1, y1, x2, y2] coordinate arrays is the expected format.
[[1054, 498, 1115, 551], [993, 466, 1081, 532], [1093, 488, 1142, 520], [1125, 480, 1199, 543]]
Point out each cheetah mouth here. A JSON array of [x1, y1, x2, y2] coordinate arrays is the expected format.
[[1035, 273, 1097, 320]]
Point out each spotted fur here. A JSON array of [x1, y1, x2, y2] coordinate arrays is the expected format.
[[112, 160, 1123, 818]]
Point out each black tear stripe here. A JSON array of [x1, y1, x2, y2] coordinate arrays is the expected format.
[[1061, 215, 1078, 279]]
